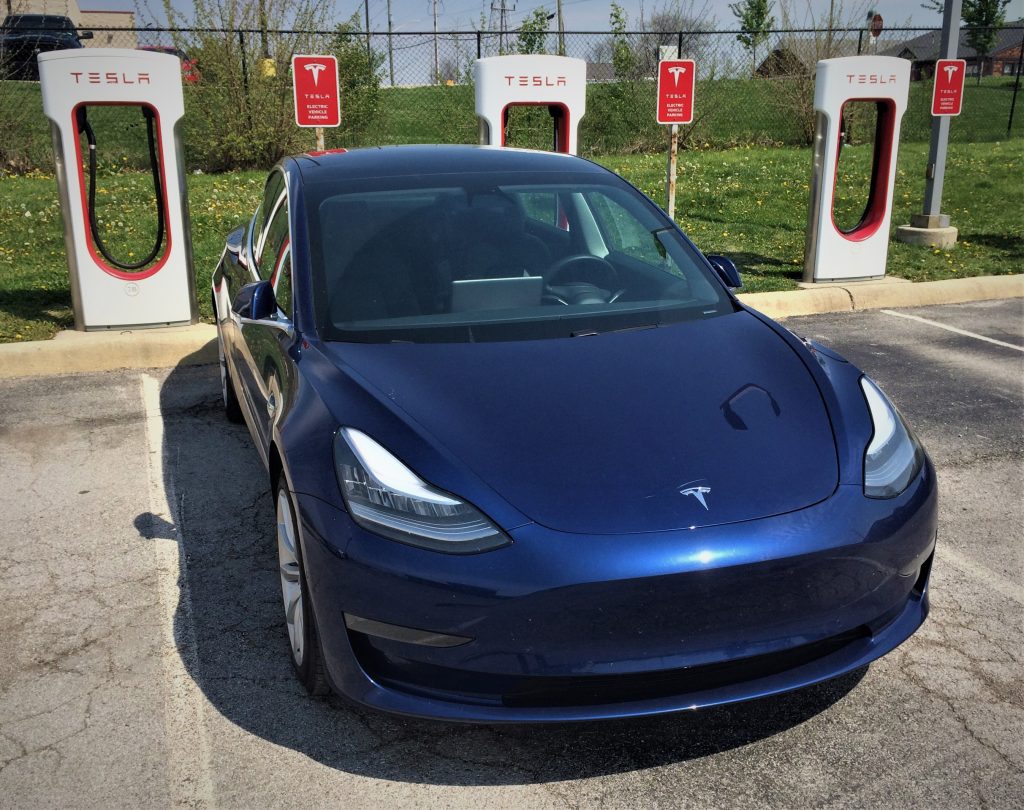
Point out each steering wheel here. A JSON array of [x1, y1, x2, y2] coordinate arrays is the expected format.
[[545, 254, 618, 292]]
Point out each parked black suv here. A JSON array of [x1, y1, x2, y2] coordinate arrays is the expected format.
[[0, 14, 93, 80]]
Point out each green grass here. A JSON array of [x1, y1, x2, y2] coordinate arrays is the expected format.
[[603, 138, 1024, 291], [0, 170, 264, 341], [1, 138, 1021, 342]]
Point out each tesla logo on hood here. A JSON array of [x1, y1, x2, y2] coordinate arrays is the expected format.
[[680, 486, 711, 510]]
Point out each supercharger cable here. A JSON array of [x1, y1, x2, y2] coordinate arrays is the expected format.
[[78, 107, 166, 271]]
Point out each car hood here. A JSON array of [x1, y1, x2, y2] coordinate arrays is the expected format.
[[323, 311, 839, 534]]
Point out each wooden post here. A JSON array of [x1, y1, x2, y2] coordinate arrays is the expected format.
[[315, 126, 325, 151], [666, 124, 679, 221]]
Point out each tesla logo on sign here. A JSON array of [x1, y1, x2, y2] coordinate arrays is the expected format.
[[932, 59, 966, 116], [668, 65, 687, 86], [303, 62, 327, 86], [656, 59, 695, 125], [291, 54, 340, 127]]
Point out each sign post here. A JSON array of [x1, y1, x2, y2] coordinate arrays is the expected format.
[[291, 55, 340, 151], [656, 58, 695, 221], [896, 0, 961, 249]]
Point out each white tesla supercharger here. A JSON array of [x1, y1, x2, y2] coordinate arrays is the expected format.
[[804, 56, 911, 283], [38, 48, 196, 329], [474, 55, 587, 154]]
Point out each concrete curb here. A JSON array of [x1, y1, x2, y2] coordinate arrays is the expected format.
[[737, 273, 1022, 320], [0, 274, 1020, 379], [0, 324, 217, 379]]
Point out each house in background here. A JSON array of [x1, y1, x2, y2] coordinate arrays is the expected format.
[[883, 21, 1023, 80], [3, 0, 137, 47], [755, 36, 860, 77]]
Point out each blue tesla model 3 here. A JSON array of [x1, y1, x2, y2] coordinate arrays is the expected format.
[[212, 145, 937, 722]]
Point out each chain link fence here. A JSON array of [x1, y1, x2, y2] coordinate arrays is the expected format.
[[2, 24, 1021, 173]]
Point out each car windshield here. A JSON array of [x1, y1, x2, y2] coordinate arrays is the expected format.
[[305, 168, 733, 343]]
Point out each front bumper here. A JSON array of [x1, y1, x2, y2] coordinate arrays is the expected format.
[[295, 460, 937, 722]]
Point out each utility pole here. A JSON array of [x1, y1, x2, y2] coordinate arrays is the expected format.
[[387, 0, 395, 86], [557, 0, 565, 55], [896, 0, 961, 249], [825, 0, 836, 58], [364, 0, 371, 62], [490, 0, 514, 53], [433, 0, 439, 84], [258, 0, 268, 58]]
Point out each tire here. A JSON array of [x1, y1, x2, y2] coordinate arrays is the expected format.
[[275, 482, 330, 696], [216, 317, 244, 424]]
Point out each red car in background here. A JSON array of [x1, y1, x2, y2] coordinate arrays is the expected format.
[[138, 45, 199, 83]]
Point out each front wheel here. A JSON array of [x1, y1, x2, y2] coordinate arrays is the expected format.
[[275, 483, 330, 695]]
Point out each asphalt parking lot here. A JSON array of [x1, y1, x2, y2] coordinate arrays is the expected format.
[[0, 298, 1021, 809]]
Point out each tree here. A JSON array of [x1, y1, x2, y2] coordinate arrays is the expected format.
[[609, 2, 636, 79], [964, 0, 1010, 82], [730, 0, 775, 75], [637, 2, 715, 77], [331, 13, 383, 142], [517, 8, 551, 55], [923, 0, 1010, 83]]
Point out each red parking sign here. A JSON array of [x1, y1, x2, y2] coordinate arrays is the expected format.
[[292, 55, 340, 127], [931, 59, 966, 116], [656, 59, 696, 125]]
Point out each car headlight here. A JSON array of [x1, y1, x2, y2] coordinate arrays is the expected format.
[[333, 427, 510, 553], [860, 376, 924, 499]]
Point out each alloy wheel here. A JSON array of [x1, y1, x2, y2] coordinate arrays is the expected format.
[[276, 489, 304, 666]]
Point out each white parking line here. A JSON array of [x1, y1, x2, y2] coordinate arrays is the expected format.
[[937, 546, 1024, 605], [141, 373, 215, 807], [880, 309, 1024, 352]]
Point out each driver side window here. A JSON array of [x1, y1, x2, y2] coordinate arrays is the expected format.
[[253, 171, 286, 276], [263, 194, 292, 318]]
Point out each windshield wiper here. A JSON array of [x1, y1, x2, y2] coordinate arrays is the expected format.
[[571, 323, 659, 337]]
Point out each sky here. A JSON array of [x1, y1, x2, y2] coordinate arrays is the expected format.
[[117, 0, 1024, 34]]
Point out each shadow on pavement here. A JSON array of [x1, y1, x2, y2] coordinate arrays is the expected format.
[[150, 354, 865, 787]]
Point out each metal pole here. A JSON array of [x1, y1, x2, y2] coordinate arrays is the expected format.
[[238, 32, 249, 93], [387, 0, 395, 86], [921, 0, 962, 222], [238, 31, 251, 127], [315, 126, 324, 151], [477, 30, 482, 60], [557, 0, 565, 55], [665, 39, 681, 219], [1008, 32, 1024, 136], [666, 124, 679, 220], [432, 0, 439, 83], [364, 0, 371, 61]]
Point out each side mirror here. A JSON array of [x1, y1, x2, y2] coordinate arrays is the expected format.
[[232, 280, 276, 321], [79, 30, 94, 40], [707, 254, 742, 290]]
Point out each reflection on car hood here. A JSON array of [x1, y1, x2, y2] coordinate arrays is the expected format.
[[325, 311, 839, 534]]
